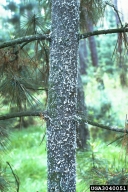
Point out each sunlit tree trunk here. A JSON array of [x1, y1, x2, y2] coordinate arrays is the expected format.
[[47, 0, 79, 191]]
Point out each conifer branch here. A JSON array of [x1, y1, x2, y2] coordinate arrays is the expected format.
[[0, 34, 50, 49], [75, 115, 127, 134], [86, 119, 126, 134], [0, 111, 127, 134], [79, 27, 128, 39], [0, 111, 47, 120], [0, 28, 127, 49]]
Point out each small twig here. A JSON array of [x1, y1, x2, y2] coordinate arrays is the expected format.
[[6, 162, 20, 192], [105, 1, 123, 27], [39, 131, 46, 146], [25, 86, 48, 91], [106, 1, 128, 50], [20, 41, 30, 49], [107, 134, 127, 146]]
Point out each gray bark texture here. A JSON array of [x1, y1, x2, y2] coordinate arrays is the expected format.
[[47, 0, 79, 191]]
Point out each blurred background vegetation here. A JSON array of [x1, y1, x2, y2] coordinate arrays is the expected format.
[[0, 0, 128, 191]]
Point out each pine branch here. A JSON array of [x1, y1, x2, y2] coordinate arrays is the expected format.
[[0, 34, 50, 49], [75, 115, 127, 134], [79, 27, 128, 39], [0, 111, 127, 134], [0, 28, 127, 49], [0, 111, 47, 120], [86, 119, 126, 134]]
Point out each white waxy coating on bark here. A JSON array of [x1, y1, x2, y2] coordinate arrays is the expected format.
[[47, 0, 79, 191]]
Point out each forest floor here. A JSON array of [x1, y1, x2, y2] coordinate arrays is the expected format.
[[3, 124, 127, 192]]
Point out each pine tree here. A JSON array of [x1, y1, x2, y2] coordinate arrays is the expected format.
[[0, 0, 128, 191]]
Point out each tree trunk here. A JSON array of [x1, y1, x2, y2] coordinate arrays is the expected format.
[[79, 39, 88, 74], [86, 15, 98, 67], [77, 72, 89, 149], [47, 1, 79, 191], [114, 0, 122, 55]]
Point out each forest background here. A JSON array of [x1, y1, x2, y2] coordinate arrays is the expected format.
[[0, 0, 128, 191]]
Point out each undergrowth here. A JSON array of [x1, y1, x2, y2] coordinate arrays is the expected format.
[[2, 125, 128, 192], [77, 139, 128, 191]]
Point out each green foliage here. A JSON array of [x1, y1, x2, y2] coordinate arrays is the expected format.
[[2, 125, 128, 192], [2, 124, 47, 192], [0, 174, 10, 192], [0, 74, 45, 112], [0, 0, 50, 112], [20, 13, 50, 36], [80, 0, 106, 31], [0, 125, 9, 150], [77, 155, 107, 190], [77, 140, 128, 191], [0, 124, 15, 192], [82, 69, 128, 142]]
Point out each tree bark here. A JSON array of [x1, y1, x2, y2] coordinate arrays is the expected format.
[[47, 1, 79, 191], [79, 39, 88, 74], [86, 16, 98, 67], [77, 73, 89, 149]]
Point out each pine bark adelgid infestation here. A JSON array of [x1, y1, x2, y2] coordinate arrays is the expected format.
[[47, 0, 79, 191]]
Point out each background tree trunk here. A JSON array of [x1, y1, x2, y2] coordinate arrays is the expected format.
[[79, 39, 88, 74], [77, 72, 89, 149], [114, 0, 127, 86], [47, 1, 79, 191], [86, 15, 98, 67], [77, 40, 89, 149], [114, 0, 122, 54]]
